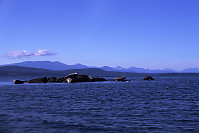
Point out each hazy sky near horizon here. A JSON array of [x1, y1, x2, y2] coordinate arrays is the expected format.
[[0, 0, 199, 70]]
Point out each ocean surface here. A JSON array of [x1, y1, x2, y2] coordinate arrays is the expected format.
[[0, 76, 199, 133]]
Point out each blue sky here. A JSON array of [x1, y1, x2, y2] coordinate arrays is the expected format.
[[0, 0, 199, 70]]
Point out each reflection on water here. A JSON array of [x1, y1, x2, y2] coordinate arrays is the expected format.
[[0, 76, 199, 132]]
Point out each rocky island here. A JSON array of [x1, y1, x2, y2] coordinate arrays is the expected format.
[[14, 73, 155, 84], [14, 73, 107, 84]]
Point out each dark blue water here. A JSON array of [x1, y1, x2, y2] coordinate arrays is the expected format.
[[0, 76, 199, 132]]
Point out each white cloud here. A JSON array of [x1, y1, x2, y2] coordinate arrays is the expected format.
[[35, 49, 56, 56], [4, 50, 56, 59]]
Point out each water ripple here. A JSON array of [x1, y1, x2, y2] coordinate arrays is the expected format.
[[0, 77, 199, 132]]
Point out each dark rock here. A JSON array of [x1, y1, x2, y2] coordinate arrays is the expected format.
[[56, 73, 78, 83], [14, 80, 26, 84], [65, 72, 78, 79], [27, 77, 48, 83], [113, 76, 129, 82], [56, 77, 65, 82], [91, 77, 107, 82], [57, 74, 92, 83], [76, 75, 92, 82], [48, 77, 57, 82], [143, 76, 154, 80], [64, 74, 107, 83], [65, 78, 77, 83]]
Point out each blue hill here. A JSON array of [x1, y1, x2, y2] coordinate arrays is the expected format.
[[2, 61, 199, 73]]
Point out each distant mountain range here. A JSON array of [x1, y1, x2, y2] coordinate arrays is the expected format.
[[1, 61, 199, 73], [2, 61, 88, 70], [0, 66, 143, 77]]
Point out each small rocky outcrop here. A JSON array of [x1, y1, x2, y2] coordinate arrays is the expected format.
[[14, 80, 26, 84], [27, 77, 48, 83], [113, 76, 130, 82], [143, 76, 154, 80]]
